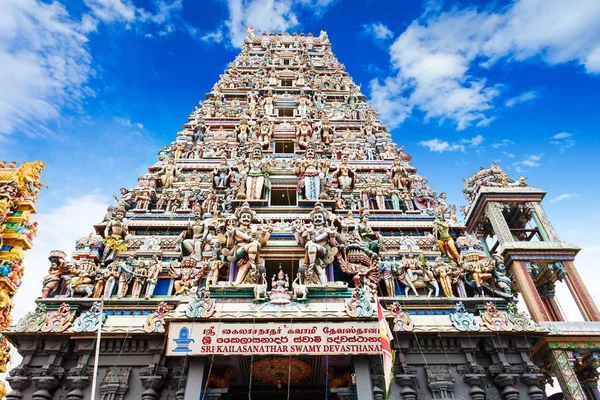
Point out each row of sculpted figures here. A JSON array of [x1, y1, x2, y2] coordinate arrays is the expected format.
[[40, 198, 510, 303]]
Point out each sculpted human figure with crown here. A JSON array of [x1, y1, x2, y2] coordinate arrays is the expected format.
[[223, 202, 272, 285], [293, 203, 340, 285], [242, 146, 272, 200], [102, 205, 129, 265]]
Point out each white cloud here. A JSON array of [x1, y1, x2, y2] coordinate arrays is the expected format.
[[502, 151, 515, 158], [11, 193, 109, 326], [0, 0, 92, 136], [369, 0, 600, 130], [549, 193, 580, 203], [418, 139, 465, 153], [115, 117, 143, 129], [222, 0, 338, 47], [553, 132, 572, 139], [460, 134, 484, 147], [0, 0, 185, 137], [491, 139, 514, 148], [505, 90, 538, 107], [361, 22, 394, 41], [513, 153, 543, 172], [550, 131, 575, 151]]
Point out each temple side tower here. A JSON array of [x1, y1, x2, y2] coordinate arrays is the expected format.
[[0, 160, 45, 397], [3, 30, 598, 400], [463, 163, 600, 399]]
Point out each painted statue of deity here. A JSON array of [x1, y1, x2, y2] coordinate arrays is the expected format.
[[263, 90, 274, 116], [295, 117, 314, 149], [378, 257, 397, 297], [223, 202, 272, 285], [293, 203, 340, 285], [257, 117, 274, 149], [320, 116, 334, 144], [333, 156, 356, 190], [294, 146, 326, 201], [236, 117, 251, 142], [67, 258, 97, 298], [432, 256, 454, 297], [180, 203, 222, 259], [168, 257, 201, 296], [158, 157, 180, 189], [102, 205, 128, 265], [355, 208, 384, 255], [460, 248, 494, 295], [389, 159, 409, 189], [205, 253, 225, 288], [212, 156, 232, 189], [41, 250, 66, 298], [433, 213, 460, 262], [242, 146, 272, 200]]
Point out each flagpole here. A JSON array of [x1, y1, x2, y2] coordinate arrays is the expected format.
[[90, 298, 104, 400]]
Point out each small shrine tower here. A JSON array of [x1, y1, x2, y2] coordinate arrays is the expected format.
[[463, 163, 600, 399]]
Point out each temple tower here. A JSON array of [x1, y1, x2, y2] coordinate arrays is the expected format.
[[2, 30, 598, 400], [0, 160, 45, 397]]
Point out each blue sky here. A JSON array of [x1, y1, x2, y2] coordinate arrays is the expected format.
[[1, 0, 600, 324]]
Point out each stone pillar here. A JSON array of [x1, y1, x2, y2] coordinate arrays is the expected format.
[[525, 202, 560, 242], [458, 340, 487, 400], [183, 357, 207, 400], [549, 350, 586, 400], [563, 261, 600, 321], [485, 202, 514, 244], [353, 356, 373, 400], [510, 260, 552, 322], [140, 363, 169, 400], [5, 364, 32, 400]]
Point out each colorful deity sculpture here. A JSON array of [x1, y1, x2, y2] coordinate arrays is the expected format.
[[212, 156, 233, 189], [41, 250, 66, 298], [242, 146, 272, 200], [223, 202, 272, 285], [294, 145, 327, 201], [293, 203, 340, 285], [332, 156, 356, 190], [102, 205, 128, 265], [433, 213, 460, 262]]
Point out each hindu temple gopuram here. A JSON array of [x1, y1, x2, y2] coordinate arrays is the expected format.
[[3, 29, 600, 400], [0, 160, 44, 397]]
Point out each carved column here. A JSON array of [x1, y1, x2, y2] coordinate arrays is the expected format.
[[140, 363, 169, 400], [574, 352, 600, 400], [5, 364, 32, 400], [548, 350, 586, 400], [485, 202, 514, 244], [513, 338, 545, 400], [563, 261, 600, 321], [545, 296, 565, 321], [485, 338, 519, 400], [169, 358, 188, 400], [31, 365, 65, 400], [394, 364, 418, 400], [510, 260, 552, 322], [525, 202, 560, 242], [65, 341, 94, 400], [458, 339, 487, 400]]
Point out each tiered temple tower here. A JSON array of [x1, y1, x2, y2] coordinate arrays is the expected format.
[[3, 30, 599, 400], [0, 160, 45, 397]]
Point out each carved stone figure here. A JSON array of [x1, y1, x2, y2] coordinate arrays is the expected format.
[[211, 157, 232, 189], [205, 253, 225, 288], [223, 202, 272, 285], [293, 203, 340, 285], [67, 258, 97, 298], [41, 250, 66, 298], [168, 257, 201, 296], [333, 156, 355, 190], [433, 213, 460, 262], [144, 256, 161, 299], [242, 146, 272, 200], [294, 146, 326, 200], [102, 205, 129, 265], [101, 262, 119, 299]]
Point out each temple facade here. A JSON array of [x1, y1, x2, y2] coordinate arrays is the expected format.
[[3, 30, 599, 400], [0, 160, 45, 397]]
